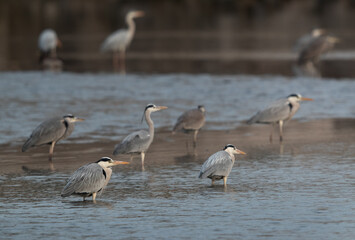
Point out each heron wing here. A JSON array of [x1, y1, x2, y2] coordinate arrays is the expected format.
[[22, 117, 67, 151], [199, 151, 234, 179], [101, 29, 130, 52], [298, 36, 335, 64], [173, 109, 205, 131], [113, 130, 150, 155], [247, 99, 291, 124], [61, 163, 106, 197]]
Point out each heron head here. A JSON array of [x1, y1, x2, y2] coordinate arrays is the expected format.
[[127, 10, 145, 19], [287, 94, 313, 102], [63, 114, 85, 123], [312, 28, 326, 37], [198, 105, 206, 113], [223, 144, 246, 155], [141, 104, 168, 122], [96, 157, 129, 168]]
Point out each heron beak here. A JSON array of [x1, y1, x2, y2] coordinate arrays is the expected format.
[[328, 36, 340, 43], [301, 97, 313, 101], [157, 106, 168, 110], [113, 161, 130, 165], [236, 149, 246, 155], [56, 39, 62, 48], [74, 117, 85, 122], [135, 11, 145, 17]]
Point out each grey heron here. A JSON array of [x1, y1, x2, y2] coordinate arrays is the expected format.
[[172, 105, 206, 149], [199, 144, 246, 186], [38, 29, 62, 63], [296, 34, 339, 77], [22, 114, 84, 169], [101, 10, 145, 72], [247, 94, 313, 142], [293, 28, 326, 52], [113, 104, 168, 165], [61, 157, 129, 202]]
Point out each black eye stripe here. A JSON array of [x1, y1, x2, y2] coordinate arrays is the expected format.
[[63, 114, 74, 118]]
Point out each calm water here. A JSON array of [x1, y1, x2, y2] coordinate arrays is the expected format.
[[0, 142, 354, 239], [0, 72, 354, 145], [0, 72, 355, 239]]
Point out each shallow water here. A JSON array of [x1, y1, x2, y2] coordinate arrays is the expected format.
[[1, 72, 354, 145], [0, 141, 354, 239], [0, 72, 355, 239]]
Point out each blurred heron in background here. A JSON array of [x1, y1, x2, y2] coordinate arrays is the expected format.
[[172, 105, 206, 151], [101, 10, 145, 73], [61, 157, 129, 202], [293, 28, 326, 52], [22, 114, 84, 170], [247, 94, 313, 142], [295, 32, 339, 77], [38, 29, 63, 71], [113, 104, 168, 166], [199, 144, 246, 186]]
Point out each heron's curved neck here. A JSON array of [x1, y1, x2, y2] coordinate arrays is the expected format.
[[126, 17, 136, 38], [224, 149, 236, 161], [145, 110, 154, 137]]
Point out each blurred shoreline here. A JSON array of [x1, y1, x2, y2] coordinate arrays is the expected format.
[[1, 117, 354, 174]]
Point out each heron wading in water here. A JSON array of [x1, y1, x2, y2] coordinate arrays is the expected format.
[[247, 94, 313, 142], [199, 144, 246, 186], [101, 10, 145, 72], [113, 104, 168, 166], [22, 114, 84, 170], [61, 157, 129, 202], [172, 105, 205, 150]]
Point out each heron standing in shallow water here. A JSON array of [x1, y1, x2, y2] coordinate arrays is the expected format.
[[101, 10, 145, 72], [113, 104, 168, 166], [172, 105, 206, 150], [247, 94, 313, 142], [199, 144, 246, 186], [22, 114, 84, 169], [61, 157, 129, 202]]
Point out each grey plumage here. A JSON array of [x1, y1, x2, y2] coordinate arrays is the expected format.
[[22, 114, 84, 166], [61, 157, 129, 201], [199, 144, 246, 186], [172, 105, 205, 149], [173, 105, 205, 133], [113, 104, 168, 165], [295, 34, 339, 77], [247, 94, 313, 142]]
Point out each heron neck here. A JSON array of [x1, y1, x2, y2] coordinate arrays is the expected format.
[[126, 17, 136, 39], [224, 149, 236, 162], [145, 111, 154, 138]]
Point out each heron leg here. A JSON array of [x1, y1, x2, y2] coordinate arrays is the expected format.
[[92, 192, 97, 202], [113, 51, 119, 72], [279, 120, 284, 142], [269, 123, 275, 143], [223, 176, 228, 186], [141, 152, 145, 165], [120, 51, 126, 74], [193, 130, 199, 149], [211, 179, 215, 186], [130, 154, 134, 161], [48, 142, 56, 171]]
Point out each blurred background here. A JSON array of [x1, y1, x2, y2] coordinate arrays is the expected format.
[[1, 0, 355, 77]]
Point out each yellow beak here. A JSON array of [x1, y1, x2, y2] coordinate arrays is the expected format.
[[236, 149, 246, 155], [113, 161, 130, 165], [301, 97, 313, 101]]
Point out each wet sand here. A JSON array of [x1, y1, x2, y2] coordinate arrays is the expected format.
[[1, 118, 354, 174]]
